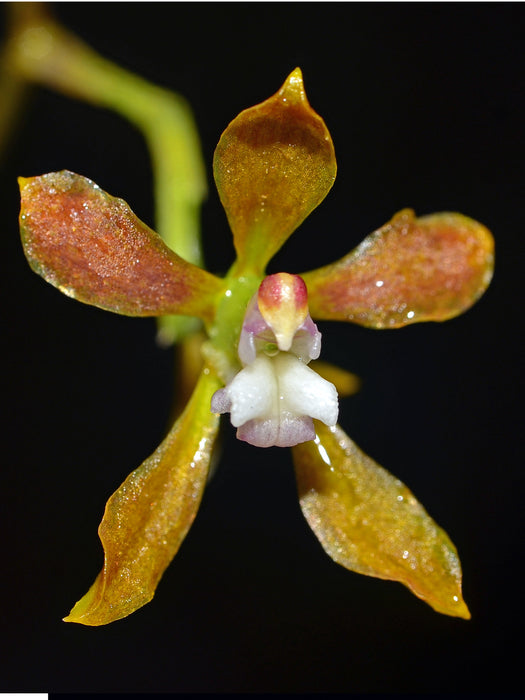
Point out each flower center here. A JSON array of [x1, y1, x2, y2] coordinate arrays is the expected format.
[[210, 273, 338, 448]]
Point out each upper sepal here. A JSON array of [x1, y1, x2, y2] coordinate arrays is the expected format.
[[213, 68, 336, 275], [19, 171, 224, 321], [292, 422, 470, 619], [303, 209, 494, 328]]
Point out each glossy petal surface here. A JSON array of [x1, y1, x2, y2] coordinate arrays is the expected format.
[[292, 422, 470, 618], [213, 68, 336, 274], [19, 171, 224, 320], [64, 368, 221, 625], [303, 209, 494, 328]]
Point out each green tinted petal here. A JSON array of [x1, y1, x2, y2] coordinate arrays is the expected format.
[[214, 68, 336, 275], [64, 368, 221, 625], [293, 422, 470, 619], [20, 171, 224, 322], [303, 209, 494, 328]]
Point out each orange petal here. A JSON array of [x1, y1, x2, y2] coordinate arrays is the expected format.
[[303, 209, 494, 328], [213, 68, 336, 275], [64, 368, 221, 625], [20, 171, 224, 321], [292, 422, 470, 619]]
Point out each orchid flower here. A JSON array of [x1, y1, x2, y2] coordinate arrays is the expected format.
[[18, 68, 494, 625]]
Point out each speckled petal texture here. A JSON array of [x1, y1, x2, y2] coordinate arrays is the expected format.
[[64, 369, 221, 626], [293, 422, 470, 618], [213, 68, 336, 275], [19, 171, 224, 320], [303, 209, 494, 328]]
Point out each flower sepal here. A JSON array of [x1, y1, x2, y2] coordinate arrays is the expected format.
[[64, 368, 221, 626], [213, 68, 336, 276], [293, 422, 470, 619]]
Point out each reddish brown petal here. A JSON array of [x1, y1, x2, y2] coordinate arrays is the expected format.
[[293, 422, 470, 618], [19, 171, 224, 321], [213, 68, 336, 275], [64, 368, 221, 626], [303, 209, 494, 328]]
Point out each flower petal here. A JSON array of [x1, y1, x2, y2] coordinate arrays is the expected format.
[[213, 355, 276, 428], [213, 68, 336, 275], [212, 354, 338, 448], [303, 209, 494, 328], [63, 368, 221, 625], [238, 414, 315, 449], [19, 171, 224, 321], [278, 353, 338, 427], [292, 422, 470, 619]]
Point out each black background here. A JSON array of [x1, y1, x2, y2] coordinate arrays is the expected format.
[[1, 2, 523, 693]]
